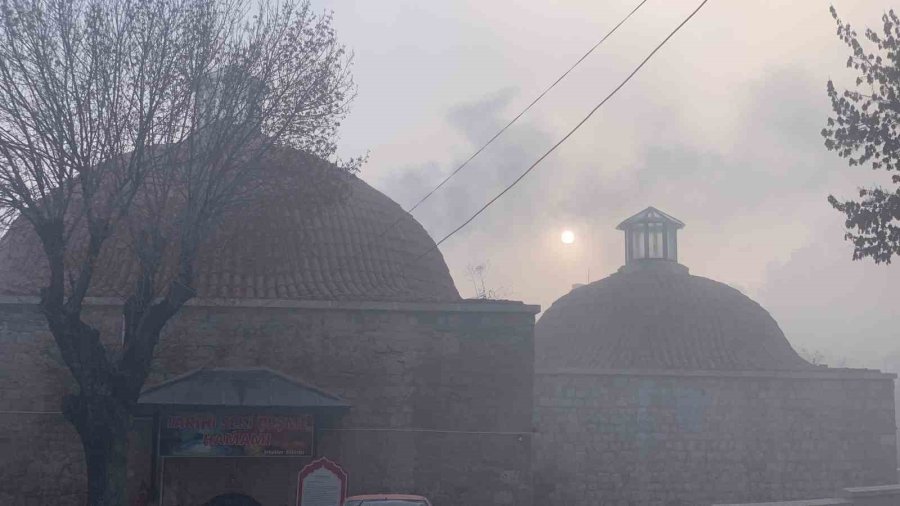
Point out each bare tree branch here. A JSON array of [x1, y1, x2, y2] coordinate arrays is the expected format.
[[0, 1, 356, 503]]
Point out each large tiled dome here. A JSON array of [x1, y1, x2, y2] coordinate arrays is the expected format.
[[537, 207, 813, 372], [536, 262, 812, 371], [0, 147, 459, 302]]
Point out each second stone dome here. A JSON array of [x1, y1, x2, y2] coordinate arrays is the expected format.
[[536, 207, 812, 371]]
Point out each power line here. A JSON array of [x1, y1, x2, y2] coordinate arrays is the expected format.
[[379, 0, 650, 237], [415, 0, 710, 263], [405, 0, 649, 215]]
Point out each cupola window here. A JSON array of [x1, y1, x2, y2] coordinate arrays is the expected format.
[[616, 207, 684, 265]]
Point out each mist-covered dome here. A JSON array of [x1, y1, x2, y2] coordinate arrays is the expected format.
[[536, 262, 812, 370], [537, 207, 812, 371], [0, 147, 459, 302]]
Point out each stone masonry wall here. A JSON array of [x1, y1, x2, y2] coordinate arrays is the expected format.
[[0, 299, 536, 506], [0, 303, 85, 506], [534, 369, 897, 506]]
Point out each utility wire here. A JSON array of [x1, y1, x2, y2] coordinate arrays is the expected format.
[[415, 0, 710, 263], [379, 0, 650, 237]]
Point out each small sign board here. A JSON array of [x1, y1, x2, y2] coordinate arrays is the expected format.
[[296, 457, 348, 506], [159, 412, 314, 457]]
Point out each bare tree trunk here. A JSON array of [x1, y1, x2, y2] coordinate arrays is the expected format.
[[0, 2, 357, 503], [64, 393, 131, 506]]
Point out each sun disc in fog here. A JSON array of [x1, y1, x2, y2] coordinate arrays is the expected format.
[[561, 230, 575, 244]]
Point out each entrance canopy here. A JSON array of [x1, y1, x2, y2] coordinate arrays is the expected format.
[[138, 367, 350, 412]]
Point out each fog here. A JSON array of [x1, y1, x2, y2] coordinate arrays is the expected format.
[[314, 0, 899, 369], [3, 1, 900, 504]]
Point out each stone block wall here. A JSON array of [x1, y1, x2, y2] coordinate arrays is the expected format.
[[534, 368, 897, 506], [714, 484, 900, 505], [0, 298, 537, 506], [0, 302, 85, 506]]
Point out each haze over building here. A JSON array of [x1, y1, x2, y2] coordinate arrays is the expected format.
[[533, 207, 897, 505], [0, 151, 537, 506], [0, 172, 895, 504]]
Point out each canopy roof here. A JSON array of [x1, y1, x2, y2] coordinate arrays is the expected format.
[[616, 206, 685, 230], [138, 367, 350, 410]]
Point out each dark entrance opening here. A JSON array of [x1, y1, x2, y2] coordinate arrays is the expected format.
[[202, 493, 262, 506]]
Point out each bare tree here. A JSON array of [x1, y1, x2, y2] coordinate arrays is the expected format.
[[797, 346, 850, 368], [797, 346, 827, 366], [0, 0, 356, 504], [465, 261, 507, 300]]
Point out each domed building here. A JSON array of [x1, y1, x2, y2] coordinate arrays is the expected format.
[[0, 147, 538, 506], [533, 207, 897, 505], [0, 150, 458, 303]]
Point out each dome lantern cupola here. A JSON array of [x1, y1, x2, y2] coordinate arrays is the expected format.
[[616, 206, 684, 265]]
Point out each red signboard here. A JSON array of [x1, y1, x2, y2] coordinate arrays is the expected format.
[[296, 457, 348, 506], [159, 412, 314, 457]]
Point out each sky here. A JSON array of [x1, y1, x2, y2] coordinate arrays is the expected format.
[[312, 0, 899, 369]]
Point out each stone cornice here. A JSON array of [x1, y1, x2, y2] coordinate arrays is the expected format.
[[0, 295, 541, 314], [536, 367, 896, 380]]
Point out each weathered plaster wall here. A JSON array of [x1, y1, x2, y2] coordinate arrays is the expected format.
[[0, 299, 536, 506], [534, 369, 898, 506]]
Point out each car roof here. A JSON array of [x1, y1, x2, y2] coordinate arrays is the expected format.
[[346, 494, 429, 500]]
